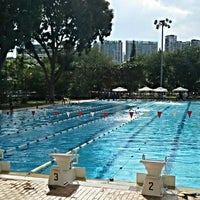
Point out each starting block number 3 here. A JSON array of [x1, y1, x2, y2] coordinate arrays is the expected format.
[[54, 173, 58, 181]]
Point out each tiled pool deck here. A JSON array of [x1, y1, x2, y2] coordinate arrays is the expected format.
[[0, 174, 199, 200]]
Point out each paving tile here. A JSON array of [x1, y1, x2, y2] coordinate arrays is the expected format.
[[0, 176, 200, 200]]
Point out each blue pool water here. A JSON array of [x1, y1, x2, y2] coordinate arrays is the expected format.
[[0, 100, 199, 189]]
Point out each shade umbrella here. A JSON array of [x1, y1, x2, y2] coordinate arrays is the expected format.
[[112, 87, 128, 92], [138, 86, 153, 92], [172, 87, 188, 92], [153, 87, 168, 93]]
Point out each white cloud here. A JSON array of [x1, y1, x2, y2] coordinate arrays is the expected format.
[[107, 0, 200, 43]]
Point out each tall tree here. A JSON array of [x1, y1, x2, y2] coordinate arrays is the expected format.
[[142, 52, 160, 87], [24, 0, 113, 101], [130, 40, 136, 61], [68, 47, 115, 97], [0, 0, 41, 70]]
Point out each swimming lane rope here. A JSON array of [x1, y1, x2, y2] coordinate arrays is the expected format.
[[3, 105, 140, 155], [30, 112, 143, 173], [0, 104, 124, 138], [97, 106, 171, 181], [165, 101, 191, 174], [0, 104, 110, 137]]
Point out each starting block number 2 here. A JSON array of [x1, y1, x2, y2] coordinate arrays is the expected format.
[[54, 173, 58, 181], [149, 182, 153, 191]]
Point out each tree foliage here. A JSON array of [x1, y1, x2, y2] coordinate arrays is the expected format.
[[1, 45, 200, 102], [68, 47, 115, 98], [0, 0, 41, 70], [7, 57, 44, 92], [24, 0, 113, 101], [142, 52, 161, 87], [142, 46, 200, 91], [165, 46, 200, 91]]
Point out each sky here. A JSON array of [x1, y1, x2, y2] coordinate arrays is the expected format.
[[106, 0, 200, 48], [7, 0, 200, 57]]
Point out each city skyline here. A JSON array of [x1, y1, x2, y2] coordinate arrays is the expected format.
[[98, 36, 199, 64], [106, 0, 200, 49]]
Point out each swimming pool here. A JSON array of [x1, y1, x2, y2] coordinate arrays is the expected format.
[[0, 100, 199, 189]]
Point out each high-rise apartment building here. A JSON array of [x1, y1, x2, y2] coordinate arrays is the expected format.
[[165, 35, 177, 51], [100, 40, 123, 64], [191, 39, 200, 46], [125, 41, 134, 61], [165, 35, 200, 51], [176, 41, 190, 50], [135, 41, 158, 56], [125, 40, 158, 61]]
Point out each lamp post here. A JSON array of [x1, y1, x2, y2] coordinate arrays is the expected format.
[[154, 18, 172, 87]]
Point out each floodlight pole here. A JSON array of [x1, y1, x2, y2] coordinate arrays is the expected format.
[[154, 19, 172, 87], [161, 23, 164, 87]]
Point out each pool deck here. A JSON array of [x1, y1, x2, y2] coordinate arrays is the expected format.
[[0, 174, 199, 200]]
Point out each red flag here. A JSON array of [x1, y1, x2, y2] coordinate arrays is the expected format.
[[187, 111, 192, 118], [157, 111, 162, 118], [129, 111, 134, 118], [54, 111, 58, 116], [78, 111, 82, 117]]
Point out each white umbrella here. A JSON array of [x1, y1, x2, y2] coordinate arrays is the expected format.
[[172, 87, 188, 92], [112, 87, 127, 92], [138, 86, 153, 92], [153, 87, 168, 93]]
